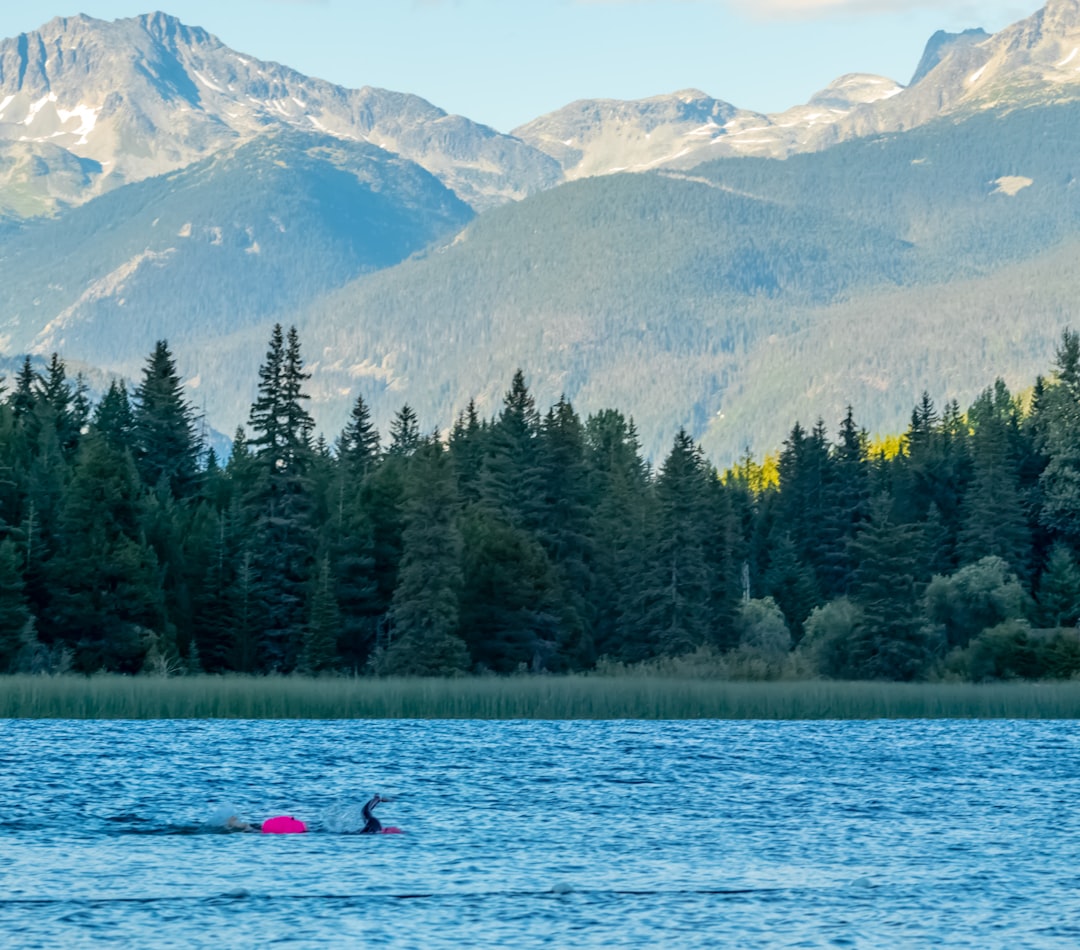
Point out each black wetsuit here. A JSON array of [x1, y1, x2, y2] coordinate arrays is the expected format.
[[360, 795, 382, 834]]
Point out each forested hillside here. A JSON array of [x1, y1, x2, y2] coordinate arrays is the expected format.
[[0, 130, 472, 385], [290, 103, 1080, 462], [4, 328, 1080, 683]]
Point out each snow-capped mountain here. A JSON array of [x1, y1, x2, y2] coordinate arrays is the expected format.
[[513, 75, 905, 177], [0, 11, 561, 214], [517, 0, 1080, 175]]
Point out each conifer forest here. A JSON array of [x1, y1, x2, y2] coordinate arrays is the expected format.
[[6, 324, 1080, 684]]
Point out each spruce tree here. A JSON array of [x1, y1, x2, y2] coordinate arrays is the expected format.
[[388, 405, 421, 457], [584, 410, 652, 661], [0, 538, 31, 672], [537, 397, 594, 669], [449, 400, 486, 505], [957, 385, 1031, 579], [132, 341, 201, 498], [1040, 331, 1080, 544], [635, 430, 712, 658], [94, 381, 136, 451], [817, 408, 870, 597], [192, 509, 239, 672], [849, 496, 936, 680], [764, 531, 820, 642], [479, 370, 544, 531], [323, 457, 379, 670], [458, 507, 561, 672], [1037, 542, 1080, 628], [337, 393, 381, 476], [244, 325, 317, 670], [302, 556, 342, 674], [380, 440, 469, 675], [11, 357, 38, 422], [45, 433, 167, 672]]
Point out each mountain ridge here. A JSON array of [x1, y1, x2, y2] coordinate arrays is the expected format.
[[0, 10, 561, 214]]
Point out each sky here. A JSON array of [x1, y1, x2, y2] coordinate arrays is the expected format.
[[0, 0, 1041, 132]]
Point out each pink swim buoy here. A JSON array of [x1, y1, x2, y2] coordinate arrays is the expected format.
[[261, 816, 308, 834], [381, 827, 404, 835]]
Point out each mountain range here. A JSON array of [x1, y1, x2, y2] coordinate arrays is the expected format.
[[1, 1, 1080, 459]]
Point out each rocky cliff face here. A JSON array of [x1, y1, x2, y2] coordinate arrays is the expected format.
[[0, 12, 561, 214]]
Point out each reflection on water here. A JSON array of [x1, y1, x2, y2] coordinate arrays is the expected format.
[[2, 719, 1080, 948]]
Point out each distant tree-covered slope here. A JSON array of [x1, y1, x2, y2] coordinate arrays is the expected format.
[[266, 103, 1080, 461], [0, 129, 473, 393]]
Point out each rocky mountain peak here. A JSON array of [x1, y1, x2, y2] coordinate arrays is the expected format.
[[910, 29, 989, 86], [136, 10, 215, 50], [0, 12, 560, 214]]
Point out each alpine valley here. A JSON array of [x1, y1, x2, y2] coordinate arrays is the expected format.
[[3, 1, 1080, 459]]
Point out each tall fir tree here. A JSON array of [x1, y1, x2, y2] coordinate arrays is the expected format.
[[243, 325, 317, 671], [45, 433, 167, 672], [584, 410, 652, 661], [1037, 542, 1080, 628], [632, 430, 712, 658], [132, 341, 201, 498], [0, 537, 32, 672], [94, 381, 136, 452], [957, 384, 1031, 580], [380, 440, 470, 675], [1040, 330, 1080, 544], [337, 393, 381, 476], [849, 496, 936, 680], [302, 555, 342, 673]]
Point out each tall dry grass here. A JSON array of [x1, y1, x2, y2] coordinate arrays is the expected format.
[[3, 674, 1080, 719]]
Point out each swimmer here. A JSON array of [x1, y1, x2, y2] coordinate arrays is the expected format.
[[360, 793, 385, 834], [224, 815, 258, 832], [359, 794, 403, 834]]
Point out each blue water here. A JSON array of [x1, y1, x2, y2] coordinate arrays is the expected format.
[[1, 719, 1079, 948]]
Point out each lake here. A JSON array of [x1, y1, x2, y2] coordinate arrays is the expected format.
[[2, 719, 1078, 948]]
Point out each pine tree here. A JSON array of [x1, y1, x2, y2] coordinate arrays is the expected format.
[[10, 356, 38, 422], [337, 393, 381, 476], [458, 506, 561, 672], [537, 397, 594, 669], [479, 370, 544, 531], [764, 531, 820, 642], [957, 384, 1031, 579], [584, 410, 652, 661], [1040, 330, 1080, 544], [302, 556, 342, 673], [132, 341, 201, 498], [387, 405, 420, 457], [380, 440, 469, 675], [94, 381, 136, 451], [45, 433, 167, 672], [848, 496, 936, 680], [817, 408, 870, 598], [634, 430, 712, 658], [243, 325, 317, 670], [1037, 542, 1080, 628], [0, 538, 31, 672]]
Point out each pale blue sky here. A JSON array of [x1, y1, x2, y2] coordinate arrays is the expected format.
[[2, 1, 1039, 131]]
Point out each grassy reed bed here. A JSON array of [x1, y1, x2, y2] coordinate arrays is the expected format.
[[4, 675, 1080, 719]]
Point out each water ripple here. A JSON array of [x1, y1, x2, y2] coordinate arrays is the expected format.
[[2, 719, 1079, 947]]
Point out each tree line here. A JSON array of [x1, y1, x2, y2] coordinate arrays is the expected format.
[[4, 325, 1080, 681]]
